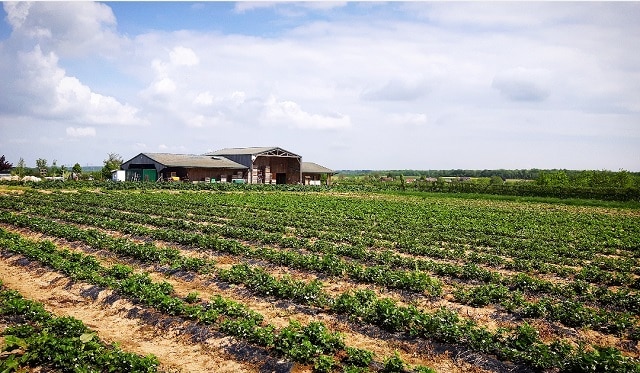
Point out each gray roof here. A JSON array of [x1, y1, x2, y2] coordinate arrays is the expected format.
[[302, 162, 334, 174], [142, 153, 247, 169], [206, 146, 300, 158]]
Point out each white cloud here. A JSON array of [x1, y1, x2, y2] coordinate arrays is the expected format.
[[388, 113, 428, 126], [66, 127, 96, 138], [230, 91, 246, 106], [1, 2, 638, 170], [233, 2, 278, 14], [0, 45, 144, 125], [153, 78, 177, 95], [234, 1, 346, 15], [3, 1, 121, 58], [362, 79, 430, 102], [194, 91, 215, 106], [158, 144, 186, 152], [492, 67, 551, 102], [262, 96, 351, 130], [169, 46, 199, 66]]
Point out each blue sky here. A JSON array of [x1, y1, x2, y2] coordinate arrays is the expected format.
[[1, 1, 639, 171]]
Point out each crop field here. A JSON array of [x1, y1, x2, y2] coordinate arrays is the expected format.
[[0, 186, 639, 372]]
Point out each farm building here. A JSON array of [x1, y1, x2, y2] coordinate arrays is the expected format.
[[302, 162, 335, 185], [120, 153, 247, 182], [120, 147, 334, 184], [204, 147, 303, 184]]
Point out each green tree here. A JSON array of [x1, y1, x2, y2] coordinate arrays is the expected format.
[[72, 163, 82, 174], [101, 153, 123, 180], [0, 155, 12, 173], [536, 170, 569, 186], [613, 169, 633, 189], [36, 158, 48, 176], [490, 175, 504, 185], [50, 159, 60, 177], [14, 158, 26, 177]]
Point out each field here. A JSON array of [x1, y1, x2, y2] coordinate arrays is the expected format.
[[0, 186, 639, 372]]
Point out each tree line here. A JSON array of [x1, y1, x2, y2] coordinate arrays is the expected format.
[[0, 153, 123, 181], [337, 169, 640, 189]]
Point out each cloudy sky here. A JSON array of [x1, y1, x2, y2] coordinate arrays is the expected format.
[[1, 1, 639, 171]]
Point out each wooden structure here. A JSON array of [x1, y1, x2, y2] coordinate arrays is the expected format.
[[205, 147, 302, 184], [120, 153, 247, 182], [301, 162, 335, 185]]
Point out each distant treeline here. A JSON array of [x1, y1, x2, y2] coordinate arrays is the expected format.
[[337, 169, 640, 184], [334, 169, 640, 201], [337, 169, 546, 179]]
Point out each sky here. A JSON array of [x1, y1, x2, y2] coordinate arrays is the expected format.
[[0, 1, 639, 171]]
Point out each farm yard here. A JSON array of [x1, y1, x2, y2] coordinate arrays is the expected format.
[[0, 185, 639, 372]]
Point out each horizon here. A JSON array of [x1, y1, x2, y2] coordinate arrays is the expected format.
[[1, 2, 639, 171]]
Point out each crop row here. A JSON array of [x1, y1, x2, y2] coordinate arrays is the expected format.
[[2, 226, 639, 372], [0, 208, 444, 295], [0, 207, 637, 342], [2, 228, 438, 372], [4, 203, 638, 320], [0, 281, 160, 372], [7, 191, 638, 284], [7, 196, 610, 283], [9, 189, 639, 260]]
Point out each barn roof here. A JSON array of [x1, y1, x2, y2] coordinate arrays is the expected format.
[[301, 162, 334, 174], [206, 146, 301, 158], [140, 153, 247, 169]]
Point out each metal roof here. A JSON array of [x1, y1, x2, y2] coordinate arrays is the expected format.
[[206, 146, 301, 158], [301, 162, 334, 174], [140, 153, 247, 169]]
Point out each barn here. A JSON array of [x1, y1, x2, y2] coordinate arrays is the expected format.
[[120, 147, 334, 184], [302, 162, 335, 185], [205, 147, 302, 184], [120, 153, 247, 182]]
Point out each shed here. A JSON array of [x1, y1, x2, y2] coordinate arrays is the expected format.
[[301, 162, 335, 186], [205, 147, 302, 184], [120, 153, 247, 182]]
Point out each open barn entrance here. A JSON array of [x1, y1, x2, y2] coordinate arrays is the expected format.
[[276, 173, 287, 184]]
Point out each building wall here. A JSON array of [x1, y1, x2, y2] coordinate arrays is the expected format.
[[303, 173, 333, 186], [216, 154, 253, 168], [161, 167, 246, 182], [252, 156, 301, 184], [121, 154, 164, 173]]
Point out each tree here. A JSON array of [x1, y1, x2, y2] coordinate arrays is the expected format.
[[0, 155, 12, 173], [36, 158, 48, 176], [14, 158, 26, 177], [36, 158, 47, 169], [490, 175, 505, 185], [101, 153, 123, 180], [72, 163, 82, 174], [50, 159, 59, 177]]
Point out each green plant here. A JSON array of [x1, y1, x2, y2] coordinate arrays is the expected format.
[[382, 351, 405, 372], [344, 347, 374, 367]]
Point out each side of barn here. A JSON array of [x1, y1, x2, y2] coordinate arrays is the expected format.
[[206, 147, 303, 185], [121, 153, 247, 182]]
